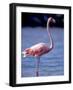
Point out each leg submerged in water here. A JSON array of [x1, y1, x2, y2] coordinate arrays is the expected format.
[[36, 56, 40, 77]]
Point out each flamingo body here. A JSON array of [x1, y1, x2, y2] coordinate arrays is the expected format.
[[22, 43, 53, 57]]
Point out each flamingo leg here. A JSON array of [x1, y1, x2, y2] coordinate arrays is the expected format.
[[36, 56, 40, 77]]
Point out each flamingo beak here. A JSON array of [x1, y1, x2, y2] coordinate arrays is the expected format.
[[53, 18, 56, 23]]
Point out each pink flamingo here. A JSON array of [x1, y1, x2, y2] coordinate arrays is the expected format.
[[22, 17, 55, 76]]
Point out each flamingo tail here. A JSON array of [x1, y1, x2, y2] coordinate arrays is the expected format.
[[22, 51, 28, 57]]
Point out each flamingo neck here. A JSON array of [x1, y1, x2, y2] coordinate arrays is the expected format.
[[47, 21, 54, 49]]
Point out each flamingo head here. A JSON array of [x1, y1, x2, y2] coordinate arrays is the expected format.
[[47, 17, 56, 27]]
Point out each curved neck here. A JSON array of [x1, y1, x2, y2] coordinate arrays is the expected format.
[[47, 21, 54, 49]]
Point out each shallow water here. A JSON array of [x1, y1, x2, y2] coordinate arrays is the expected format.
[[21, 27, 64, 77]]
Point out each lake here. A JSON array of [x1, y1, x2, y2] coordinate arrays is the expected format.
[[21, 27, 64, 77]]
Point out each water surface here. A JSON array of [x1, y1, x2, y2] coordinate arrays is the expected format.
[[21, 27, 64, 77]]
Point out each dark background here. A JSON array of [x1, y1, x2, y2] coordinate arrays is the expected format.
[[22, 12, 64, 28]]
